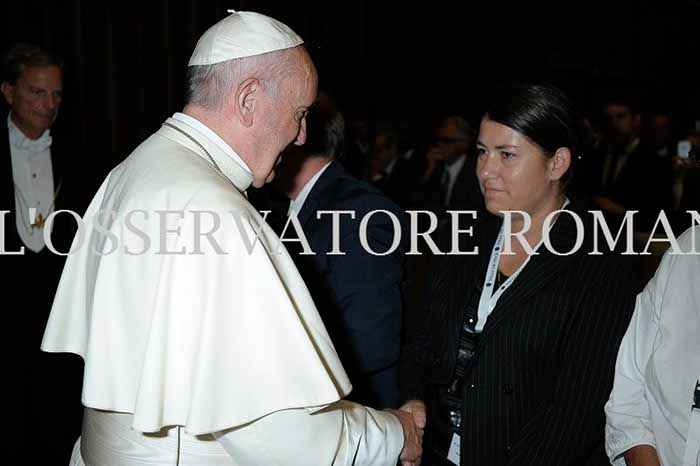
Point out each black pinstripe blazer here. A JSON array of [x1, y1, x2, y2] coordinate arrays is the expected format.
[[401, 204, 638, 466]]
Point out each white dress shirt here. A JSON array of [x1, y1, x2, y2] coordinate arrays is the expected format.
[[605, 225, 700, 466], [8, 113, 55, 252], [288, 160, 332, 216]]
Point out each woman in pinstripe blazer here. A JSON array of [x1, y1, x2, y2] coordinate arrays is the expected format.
[[401, 84, 638, 466]]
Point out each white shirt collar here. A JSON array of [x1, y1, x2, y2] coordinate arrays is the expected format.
[[384, 155, 399, 176], [288, 160, 333, 216], [7, 113, 52, 152], [446, 153, 466, 180], [624, 136, 640, 155], [173, 113, 252, 175]]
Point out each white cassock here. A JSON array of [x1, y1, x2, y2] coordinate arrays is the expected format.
[[41, 114, 404, 465]]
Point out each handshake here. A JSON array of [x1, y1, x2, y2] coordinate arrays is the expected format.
[[388, 400, 427, 466]]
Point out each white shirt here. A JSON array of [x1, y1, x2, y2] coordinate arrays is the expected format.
[[444, 153, 466, 206], [288, 160, 332, 216], [8, 113, 55, 252], [605, 225, 700, 466]]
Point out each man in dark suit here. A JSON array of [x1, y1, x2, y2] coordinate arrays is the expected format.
[[400, 116, 485, 347], [366, 122, 425, 209], [590, 96, 673, 233], [251, 92, 407, 409], [1, 43, 85, 465], [412, 115, 484, 220]]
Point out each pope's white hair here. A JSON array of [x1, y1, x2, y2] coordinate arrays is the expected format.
[[185, 48, 296, 111]]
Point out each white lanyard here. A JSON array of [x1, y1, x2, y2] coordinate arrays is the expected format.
[[476, 199, 570, 332]]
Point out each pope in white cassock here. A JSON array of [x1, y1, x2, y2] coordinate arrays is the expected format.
[[40, 10, 423, 465]]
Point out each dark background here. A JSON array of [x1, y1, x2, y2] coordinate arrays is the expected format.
[[3, 0, 700, 180], [2, 3, 697, 462]]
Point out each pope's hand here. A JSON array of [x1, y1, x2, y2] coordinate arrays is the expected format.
[[399, 399, 426, 429], [387, 407, 424, 466]]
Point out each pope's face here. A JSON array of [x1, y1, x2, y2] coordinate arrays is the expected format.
[[252, 50, 317, 188], [1, 65, 63, 139]]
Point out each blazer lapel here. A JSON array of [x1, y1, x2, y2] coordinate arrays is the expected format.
[[1, 110, 14, 206], [478, 208, 581, 340], [437, 216, 499, 357]]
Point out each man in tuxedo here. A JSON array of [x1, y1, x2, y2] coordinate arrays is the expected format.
[[1, 43, 84, 465], [262, 92, 407, 409]]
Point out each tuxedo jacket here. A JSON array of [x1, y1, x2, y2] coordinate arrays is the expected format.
[[0, 109, 87, 465]]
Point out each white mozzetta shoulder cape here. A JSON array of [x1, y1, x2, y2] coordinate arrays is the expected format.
[[41, 117, 352, 435]]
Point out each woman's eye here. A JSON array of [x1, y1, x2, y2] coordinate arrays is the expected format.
[[501, 151, 515, 159]]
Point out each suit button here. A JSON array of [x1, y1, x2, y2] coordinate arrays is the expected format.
[[504, 443, 512, 456], [502, 383, 513, 394]]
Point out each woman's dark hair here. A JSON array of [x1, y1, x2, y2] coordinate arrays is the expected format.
[[483, 83, 589, 190]]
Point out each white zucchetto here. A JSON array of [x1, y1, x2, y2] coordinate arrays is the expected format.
[[188, 10, 304, 66]]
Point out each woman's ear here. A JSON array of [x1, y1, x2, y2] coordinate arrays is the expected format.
[[549, 147, 571, 182]]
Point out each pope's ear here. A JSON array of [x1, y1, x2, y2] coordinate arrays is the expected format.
[[232, 78, 260, 128]]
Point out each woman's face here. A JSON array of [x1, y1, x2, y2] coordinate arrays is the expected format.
[[476, 118, 564, 218]]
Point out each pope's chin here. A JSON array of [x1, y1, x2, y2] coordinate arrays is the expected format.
[[263, 168, 276, 185], [248, 173, 269, 189]]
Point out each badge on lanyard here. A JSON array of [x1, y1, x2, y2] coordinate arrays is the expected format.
[[475, 228, 542, 332], [475, 199, 571, 332], [447, 433, 460, 465]]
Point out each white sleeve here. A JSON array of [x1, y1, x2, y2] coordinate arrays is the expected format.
[[212, 400, 404, 466], [604, 276, 662, 465]]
